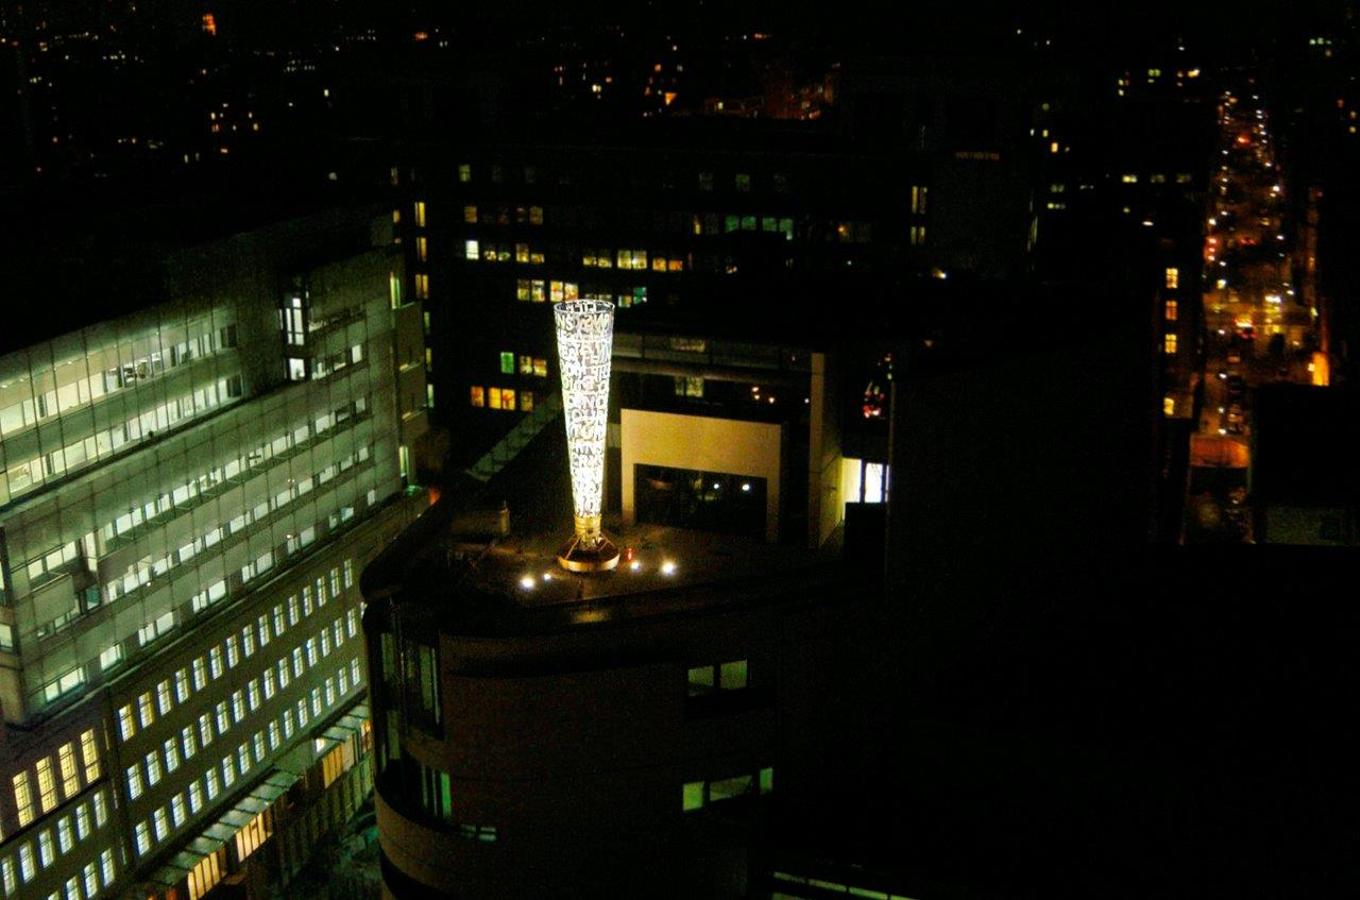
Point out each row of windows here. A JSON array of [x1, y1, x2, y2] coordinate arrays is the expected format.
[[515, 280, 648, 307], [115, 563, 356, 743], [99, 443, 372, 615], [3, 374, 243, 503], [1121, 173, 1196, 185], [0, 848, 114, 900], [9, 731, 102, 830], [0, 790, 112, 898], [462, 204, 543, 226], [497, 353, 548, 378], [132, 656, 363, 861], [686, 659, 749, 697], [451, 160, 795, 196], [681, 767, 774, 812], [25, 394, 369, 617], [463, 241, 546, 265], [469, 387, 535, 412], [0, 324, 236, 440], [126, 617, 359, 806]]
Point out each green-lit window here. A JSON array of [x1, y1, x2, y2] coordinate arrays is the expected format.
[[708, 774, 752, 802], [719, 660, 748, 690], [458, 163, 471, 182], [682, 781, 705, 812], [687, 665, 715, 697], [735, 173, 751, 192], [499, 352, 515, 375], [759, 767, 774, 795], [741, 215, 757, 231], [724, 214, 740, 233]]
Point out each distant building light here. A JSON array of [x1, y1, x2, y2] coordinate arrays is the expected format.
[[741, 483, 751, 492], [661, 561, 677, 576], [519, 576, 535, 590]]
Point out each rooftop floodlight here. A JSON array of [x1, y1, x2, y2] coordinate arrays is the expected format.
[[554, 299, 620, 572]]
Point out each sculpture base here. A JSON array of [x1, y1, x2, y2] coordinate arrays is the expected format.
[[556, 534, 620, 573]]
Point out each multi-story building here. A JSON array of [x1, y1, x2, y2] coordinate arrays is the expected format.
[[0, 201, 429, 899], [362, 432, 874, 899]]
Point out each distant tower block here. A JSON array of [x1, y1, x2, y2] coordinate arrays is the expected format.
[[554, 299, 620, 572]]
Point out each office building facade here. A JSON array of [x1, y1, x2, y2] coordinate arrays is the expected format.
[[0, 206, 428, 899]]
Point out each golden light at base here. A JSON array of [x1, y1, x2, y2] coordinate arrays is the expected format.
[[554, 299, 620, 572]]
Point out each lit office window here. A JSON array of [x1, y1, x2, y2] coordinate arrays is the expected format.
[[1164, 333, 1178, 354], [1165, 300, 1179, 321], [463, 204, 477, 223], [1165, 267, 1179, 289], [14, 772, 35, 826], [499, 352, 515, 375], [80, 730, 100, 782], [415, 273, 429, 300], [1164, 396, 1176, 417], [417, 235, 428, 262], [58, 744, 79, 799], [413, 201, 426, 228], [36, 758, 57, 812], [458, 163, 471, 182], [465, 239, 479, 261], [683, 781, 705, 811], [521, 391, 535, 412], [719, 660, 748, 690], [1122, 174, 1138, 183]]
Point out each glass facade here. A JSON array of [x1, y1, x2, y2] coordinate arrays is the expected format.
[[0, 210, 430, 900]]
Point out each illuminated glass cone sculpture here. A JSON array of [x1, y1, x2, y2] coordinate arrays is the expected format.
[[554, 300, 620, 572]]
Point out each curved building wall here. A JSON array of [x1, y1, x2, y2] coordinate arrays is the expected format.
[[365, 572, 861, 900]]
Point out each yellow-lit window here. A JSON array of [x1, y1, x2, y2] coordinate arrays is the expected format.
[[391, 208, 401, 226], [1049, 141, 1060, 154], [1163, 396, 1176, 416], [36, 757, 57, 813], [488, 387, 502, 410], [80, 729, 101, 782], [500, 388, 516, 410], [521, 391, 535, 412], [529, 206, 544, 225], [1165, 300, 1179, 321], [533, 358, 548, 377], [1164, 333, 1178, 354], [1165, 267, 1179, 289], [463, 205, 477, 223], [425, 347, 432, 369], [668, 258, 684, 272], [413, 201, 426, 228], [519, 355, 533, 375], [652, 256, 667, 271], [13, 772, 34, 826], [1122, 174, 1138, 183], [416, 236, 428, 262], [910, 225, 927, 246], [58, 743, 79, 799], [414, 273, 429, 300], [516, 243, 529, 263], [458, 163, 471, 182], [470, 386, 485, 408]]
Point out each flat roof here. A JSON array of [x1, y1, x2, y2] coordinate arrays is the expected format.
[[365, 418, 850, 638]]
